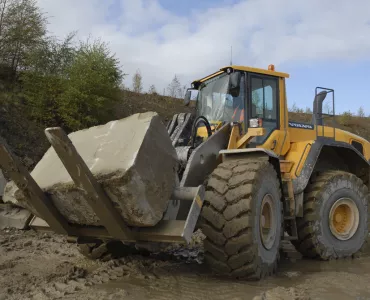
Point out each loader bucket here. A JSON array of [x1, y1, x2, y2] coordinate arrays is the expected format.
[[0, 122, 205, 244]]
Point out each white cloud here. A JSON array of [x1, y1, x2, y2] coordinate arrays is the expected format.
[[36, 0, 370, 94]]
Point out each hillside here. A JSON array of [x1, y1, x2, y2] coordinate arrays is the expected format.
[[0, 90, 369, 171]]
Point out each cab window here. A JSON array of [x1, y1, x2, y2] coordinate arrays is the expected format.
[[250, 75, 279, 144]]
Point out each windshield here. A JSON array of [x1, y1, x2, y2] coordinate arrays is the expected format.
[[196, 72, 245, 123]]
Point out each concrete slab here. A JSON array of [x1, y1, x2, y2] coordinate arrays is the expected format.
[[4, 112, 179, 227]]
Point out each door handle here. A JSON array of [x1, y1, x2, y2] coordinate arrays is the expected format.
[[271, 140, 277, 150]]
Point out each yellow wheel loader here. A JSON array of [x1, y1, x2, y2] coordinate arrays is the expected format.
[[0, 64, 369, 280]]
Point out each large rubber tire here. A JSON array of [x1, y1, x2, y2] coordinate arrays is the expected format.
[[293, 170, 369, 259], [200, 156, 283, 279]]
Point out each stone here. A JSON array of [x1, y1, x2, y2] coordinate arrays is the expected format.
[[3, 112, 179, 227], [0, 204, 33, 230]]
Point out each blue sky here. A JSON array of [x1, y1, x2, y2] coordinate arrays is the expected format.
[[37, 0, 370, 116]]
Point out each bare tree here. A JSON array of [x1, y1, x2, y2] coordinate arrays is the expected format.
[[357, 106, 365, 118], [132, 69, 143, 93], [182, 84, 187, 97], [324, 102, 333, 114], [148, 84, 157, 94], [167, 74, 182, 98]]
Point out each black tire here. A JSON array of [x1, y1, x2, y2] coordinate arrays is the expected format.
[[77, 238, 140, 261], [200, 156, 283, 279], [293, 170, 369, 259]]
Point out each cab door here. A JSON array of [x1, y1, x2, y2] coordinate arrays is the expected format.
[[247, 73, 285, 154]]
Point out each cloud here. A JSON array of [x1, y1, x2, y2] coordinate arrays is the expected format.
[[36, 0, 370, 94]]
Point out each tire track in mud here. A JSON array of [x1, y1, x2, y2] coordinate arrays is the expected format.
[[1, 229, 370, 300]]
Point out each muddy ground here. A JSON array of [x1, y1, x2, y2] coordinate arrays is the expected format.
[[0, 229, 370, 300]]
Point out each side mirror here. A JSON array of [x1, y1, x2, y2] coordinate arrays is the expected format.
[[184, 88, 198, 106], [229, 72, 241, 97]]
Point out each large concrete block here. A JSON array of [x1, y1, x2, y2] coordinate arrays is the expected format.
[[3, 112, 179, 227]]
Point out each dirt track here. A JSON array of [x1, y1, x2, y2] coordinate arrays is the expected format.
[[1, 229, 370, 300]]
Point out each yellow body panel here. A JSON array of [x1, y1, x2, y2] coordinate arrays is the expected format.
[[282, 126, 370, 179], [193, 63, 370, 183], [257, 130, 291, 156], [284, 140, 314, 179], [192, 65, 289, 85], [226, 65, 290, 78]]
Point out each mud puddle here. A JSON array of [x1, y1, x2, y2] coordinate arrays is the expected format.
[[1, 229, 370, 300], [86, 257, 370, 300]]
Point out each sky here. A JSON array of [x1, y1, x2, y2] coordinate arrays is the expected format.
[[36, 0, 370, 115]]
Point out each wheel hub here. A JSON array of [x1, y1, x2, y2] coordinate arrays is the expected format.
[[329, 198, 359, 241], [259, 194, 276, 250]]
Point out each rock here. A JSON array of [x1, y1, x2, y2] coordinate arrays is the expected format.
[[32, 292, 49, 300], [4, 112, 179, 227], [23, 240, 32, 247], [76, 278, 87, 284], [54, 282, 68, 292]]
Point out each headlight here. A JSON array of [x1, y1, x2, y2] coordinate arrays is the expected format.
[[249, 118, 263, 128], [226, 67, 233, 74]]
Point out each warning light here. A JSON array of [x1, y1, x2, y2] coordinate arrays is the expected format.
[[268, 64, 275, 71]]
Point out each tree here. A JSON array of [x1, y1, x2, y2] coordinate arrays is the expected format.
[[0, 0, 46, 75], [357, 106, 365, 118], [22, 36, 125, 131], [182, 84, 187, 97], [167, 74, 182, 98], [324, 102, 333, 115], [58, 38, 124, 131], [339, 110, 353, 125], [20, 32, 76, 125], [148, 84, 157, 94], [132, 69, 143, 93], [289, 102, 303, 113], [23, 31, 76, 76]]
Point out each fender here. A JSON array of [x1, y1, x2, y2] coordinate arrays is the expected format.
[[219, 147, 279, 160], [293, 137, 370, 194], [219, 148, 281, 176]]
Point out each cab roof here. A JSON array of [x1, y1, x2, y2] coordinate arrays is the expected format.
[[192, 64, 290, 85]]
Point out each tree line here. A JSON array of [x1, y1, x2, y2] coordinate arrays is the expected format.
[[289, 102, 369, 118], [130, 68, 188, 98]]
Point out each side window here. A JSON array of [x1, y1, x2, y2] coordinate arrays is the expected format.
[[251, 78, 263, 116], [251, 77, 278, 121], [250, 75, 279, 144]]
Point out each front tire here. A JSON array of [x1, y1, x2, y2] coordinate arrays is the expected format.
[[293, 170, 369, 259], [200, 156, 283, 279]]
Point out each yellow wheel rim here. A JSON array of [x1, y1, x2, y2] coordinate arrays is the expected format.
[[260, 194, 276, 250], [329, 198, 359, 241]]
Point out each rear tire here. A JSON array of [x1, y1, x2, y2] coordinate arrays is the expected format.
[[293, 170, 369, 259], [200, 156, 283, 279]]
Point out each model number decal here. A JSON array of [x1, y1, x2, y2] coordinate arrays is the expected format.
[[288, 121, 314, 130]]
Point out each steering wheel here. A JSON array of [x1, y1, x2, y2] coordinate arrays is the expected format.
[[191, 116, 212, 148]]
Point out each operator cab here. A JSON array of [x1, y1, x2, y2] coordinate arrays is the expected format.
[[185, 65, 284, 147]]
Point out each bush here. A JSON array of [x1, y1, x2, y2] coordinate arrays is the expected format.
[[21, 36, 124, 131], [339, 111, 353, 126], [58, 39, 124, 131]]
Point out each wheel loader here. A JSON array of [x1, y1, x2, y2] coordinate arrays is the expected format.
[[0, 64, 369, 280]]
